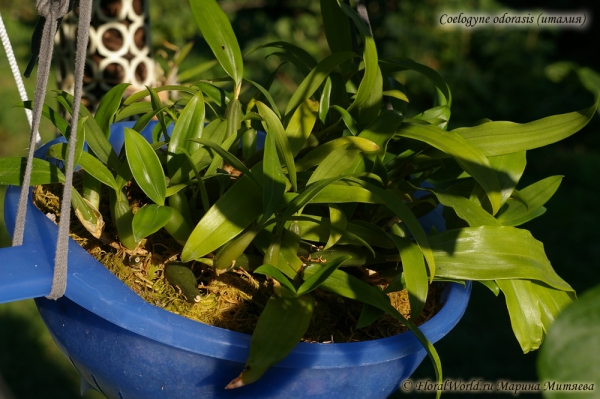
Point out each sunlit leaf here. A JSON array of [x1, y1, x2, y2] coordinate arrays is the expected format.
[[189, 0, 244, 86], [496, 176, 562, 226], [132, 204, 174, 242], [397, 123, 502, 215], [284, 51, 356, 117], [181, 175, 262, 261], [124, 128, 167, 206], [453, 100, 598, 156]]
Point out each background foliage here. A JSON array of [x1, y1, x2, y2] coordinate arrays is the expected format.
[[0, 0, 599, 397]]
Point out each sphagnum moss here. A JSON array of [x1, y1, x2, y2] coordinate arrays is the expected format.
[[33, 182, 442, 342]]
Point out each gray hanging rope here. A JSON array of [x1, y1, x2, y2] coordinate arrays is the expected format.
[[14, 0, 93, 300]]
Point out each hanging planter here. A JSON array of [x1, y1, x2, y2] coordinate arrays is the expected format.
[[1, 121, 471, 399], [1, 0, 594, 397]]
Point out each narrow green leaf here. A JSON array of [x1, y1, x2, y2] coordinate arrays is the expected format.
[[358, 110, 404, 155], [286, 99, 319, 156], [95, 83, 129, 136], [325, 205, 347, 249], [48, 145, 118, 191], [189, 0, 244, 86], [488, 151, 527, 207], [418, 186, 499, 227], [284, 51, 356, 117], [188, 137, 259, 187], [262, 131, 286, 223], [256, 101, 297, 191], [430, 226, 573, 292], [225, 98, 242, 139], [380, 57, 452, 106], [388, 234, 428, 319], [531, 281, 574, 334], [297, 255, 351, 297], [0, 158, 65, 185], [496, 176, 562, 226], [226, 294, 314, 389], [181, 175, 262, 261], [124, 128, 167, 206], [307, 144, 360, 185], [168, 90, 206, 177], [337, 1, 379, 114], [453, 100, 599, 156], [307, 265, 442, 396], [246, 41, 317, 71], [496, 279, 543, 353], [254, 264, 297, 295], [345, 177, 436, 281], [296, 136, 380, 171], [320, 0, 353, 76], [244, 78, 281, 119], [330, 105, 358, 135], [20, 101, 69, 136], [132, 204, 174, 242], [397, 123, 502, 215]]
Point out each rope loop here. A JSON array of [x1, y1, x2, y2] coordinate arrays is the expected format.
[[36, 0, 71, 20]]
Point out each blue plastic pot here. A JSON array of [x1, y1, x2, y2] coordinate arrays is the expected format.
[[1, 122, 471, 399]]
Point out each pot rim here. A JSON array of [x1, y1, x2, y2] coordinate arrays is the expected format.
[[2, 120, 470, 369]]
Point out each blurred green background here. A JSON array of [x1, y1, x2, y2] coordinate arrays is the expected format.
[[0, 0, 599, 397]]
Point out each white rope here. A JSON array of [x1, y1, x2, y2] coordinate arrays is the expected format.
[[0, 12, 41, 146]]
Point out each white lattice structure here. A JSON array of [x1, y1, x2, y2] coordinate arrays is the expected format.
[[55, 0, 155, 110]]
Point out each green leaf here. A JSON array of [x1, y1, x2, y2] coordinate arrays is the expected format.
[[537, 283, 599, 397], [244, 78, 281, 119], [226, 294, 315, 389], [48, 145, 118, 191], [306, 265, 442, 396], [429, 226, 573, 292], [397, 123, 502, 215], [297, 255, 351, 297], [20, 101, 69, 136], [181, 175, 263, 262], [496, 279, 543, 353], [320, 0, 353, 76], [254, 264, 297, 295], [488, 151, 527, 207], [345, 178, 436, 281], [296, 136, 380, 171], [337, 1, 379, 114], [189, 0, 243, 86], [330, 105, 358, 135], [496, 176, 562, 226], [262, 130, 287, 223], [380, 57, 452, 107], [246, 41, 317, 72], [168, 90, 206, 177], [306, 144, 361, 184], [358, 110, 404, 155], [418, 186, 499, 227], [0, 158, 65, 185], [124, 128, 167, 206], [284, 51, 356, 117], [453, 100, 599, 156], [95, 83, 129, 136], [188, 137, 259, 187], [256, 101, 297, 191], [388, 234, 428, 319], [286, 99, 319, 156], [132, 204, 174, 242], [325, 205, 347, 249]]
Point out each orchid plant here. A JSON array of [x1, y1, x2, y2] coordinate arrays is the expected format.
[[0, 0, 597, 394]]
